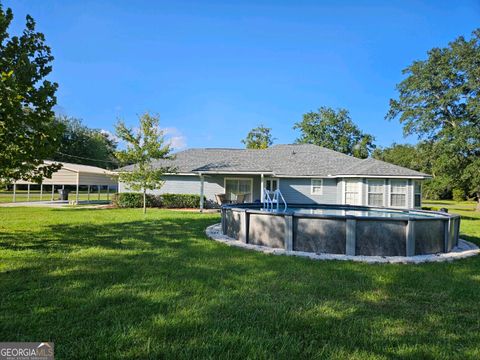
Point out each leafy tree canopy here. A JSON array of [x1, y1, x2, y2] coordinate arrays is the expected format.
[[241, 125, 274, 149], [387, 29, 480, 209], [294, 106, 376, 158], [372, 143, 429, 172], [0, 4, 63, 183], [115, 112, 174, 213], [52, 116, 118, 169]]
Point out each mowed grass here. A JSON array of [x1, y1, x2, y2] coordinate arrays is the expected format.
[[0, 206, 479, 359], [423, 200, 480, 244]]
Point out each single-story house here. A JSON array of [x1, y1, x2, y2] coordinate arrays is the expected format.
[[118, 144, 430, 210]]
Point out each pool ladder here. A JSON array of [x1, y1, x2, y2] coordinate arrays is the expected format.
[[263, 188, 288, 212]]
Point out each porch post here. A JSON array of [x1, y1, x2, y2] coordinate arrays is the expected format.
[[199, 174, 205, 212], [27, 183, 30, 201], [40, 183, 43, 200], [260, 173, 265, 204], [51, 184, 55, 201], [13, 182, 16, 202], [87, 185, 90, 202], [98, 185, 101, 200]]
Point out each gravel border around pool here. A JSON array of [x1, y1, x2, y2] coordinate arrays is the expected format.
[[206, 223, 480, 264]]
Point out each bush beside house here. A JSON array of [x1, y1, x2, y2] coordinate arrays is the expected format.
[[112, 193, 207, 209]]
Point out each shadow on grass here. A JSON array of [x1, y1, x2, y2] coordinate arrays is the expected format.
[[1, 211, 480, 359]]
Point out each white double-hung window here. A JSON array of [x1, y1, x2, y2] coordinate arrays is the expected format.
[[414, 181, 422, 207], [390, 180, 407, 207], [311, 179, 323, 195], [367, 179, 385, 207], [344, 179, 361, 205]]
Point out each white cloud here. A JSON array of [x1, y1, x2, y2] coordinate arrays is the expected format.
[[162, 127, 187, 150], [100, 129, 120, 143]]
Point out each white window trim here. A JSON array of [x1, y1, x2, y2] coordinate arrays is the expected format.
[[311, 178, 323, 195], [224, 177, 254, 201], [366, 179, 386, 207], [389, 179, 408, 208], [265, 177, 280, 192]]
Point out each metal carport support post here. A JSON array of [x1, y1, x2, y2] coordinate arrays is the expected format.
[[75, 173, 80, 205], [13, 182, 16, 202]]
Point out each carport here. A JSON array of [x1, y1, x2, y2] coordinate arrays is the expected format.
[[12, 161, 118, 204]]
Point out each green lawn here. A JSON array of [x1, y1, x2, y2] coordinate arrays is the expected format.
[[423, 200, 480, 244], [0, 206, 479, 359]]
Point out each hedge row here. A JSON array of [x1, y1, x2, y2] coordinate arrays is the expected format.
[[112, 193, 206, 209]]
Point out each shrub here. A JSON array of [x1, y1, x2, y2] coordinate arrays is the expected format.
[[452, 188, 466, 202], [159, 193, 204, 208], [112, 193, 158, 208], [112, 193, 207, 209]]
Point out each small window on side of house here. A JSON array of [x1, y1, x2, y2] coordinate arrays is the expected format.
[[414, 181, 422, 207], [311, 179, 323, 195]]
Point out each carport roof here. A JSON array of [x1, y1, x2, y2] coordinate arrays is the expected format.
[[44, 161, 118, 175]]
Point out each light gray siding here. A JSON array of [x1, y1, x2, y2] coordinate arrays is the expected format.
[[79, 172, 118, 186], [336, 180, 343, 204], [119, 175, 205, 197], [119, 174, 262, 202], [279, 178, 338, 205], [119, 174, 421, 209]]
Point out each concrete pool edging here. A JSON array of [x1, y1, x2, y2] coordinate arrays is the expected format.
[[206, 223, 480, 264]]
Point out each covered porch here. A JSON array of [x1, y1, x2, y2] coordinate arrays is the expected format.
[[198, 173, 279, 211]]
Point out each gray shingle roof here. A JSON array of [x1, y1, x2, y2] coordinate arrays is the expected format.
[[119, 144, 430, 178]]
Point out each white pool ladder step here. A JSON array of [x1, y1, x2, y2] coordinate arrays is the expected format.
[[263, 188, 287, 212]]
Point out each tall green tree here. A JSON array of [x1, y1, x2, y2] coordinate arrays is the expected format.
[[53, 116, 118, 169], [241, 125, 274, 149], [386, 29, 480, 210], [0, 4, 63, 183], [115, 113, 173, 214], [372, 143, 429, 172], [294, 106, 376, 158], [372, 142, 452, 200]]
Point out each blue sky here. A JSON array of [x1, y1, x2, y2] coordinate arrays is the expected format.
[[4, 0, 479, 150]]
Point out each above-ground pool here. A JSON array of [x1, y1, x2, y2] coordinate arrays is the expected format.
[[221, 203, 460, 257]]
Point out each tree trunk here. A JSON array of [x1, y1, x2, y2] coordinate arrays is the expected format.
[[476, 192, 480, 212], [143, 189, 147, 214]]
